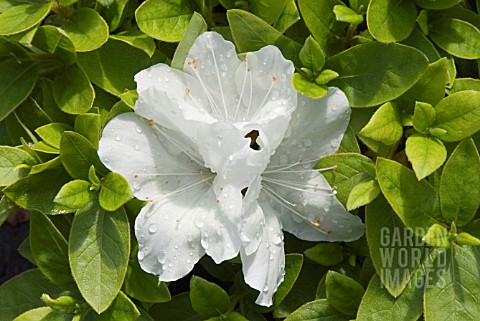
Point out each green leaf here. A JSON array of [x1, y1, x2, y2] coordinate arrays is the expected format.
[[367, 0, 416, 42], [3, 169, 74, 215], [148, 293, 202, 321], [429, 18, 480, 59], [69, 200, 130, 313], [325, 271, 364, 316], [402, 28, 441, 63], [299, 36, 325, 72], [316, 153, 375, 205], [109, 30, 157, 58], [314, 69, 339, 85], [339, 125, 360, 153], [29, 157, 61, 175], [190, 276, 230, 317], [74, 113, 101, 148], [13, 307, 71, 321], [61, 8, 109, 52], [439, 138, 480, 226], [95, 291, 140, 321], [424, 246, 480, 320], [292, 73, 328, 98], [433, 90, 480, 142], [359, 102, 403, 145], [333, 5, 363, 25], [77, 39, 164, 96], [450, 77, 480, 94], [284, 299, 350, 321], [31, 25, 76, 65], [99, 172, 133, 211], [272, 1, 300, 33], [346, 179, 380, 211], [422, 223, 450, 248], [415, 0, 461, 9], [0, 195, 17, 226], [0, 146, 36, 186], [35, 123, 73, 149], [0, 269, 61, 321], [136, 0, 194, 42], [298, 0, 347, 56], [456, 232, 480, 246], [325, 42, 429, 107], [60, 131, 105, 180], [0, 2, 52, 36], [273, 254, 303, 307], [30, 211, 76, 289], [54, 179, 94, 209], [405, 134, 447, 180], [101, 0, 129, 32], [304, 243, 344, 266], [171, 12, 208, 70], [376, 158, 440, 234], [0, 59, 38, 121], [412, 102, 436, 133], [53, 64, 95, 115], [249, 0, 290, 26]]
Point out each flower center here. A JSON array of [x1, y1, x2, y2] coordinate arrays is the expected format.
[[245, 130, 261, 150]]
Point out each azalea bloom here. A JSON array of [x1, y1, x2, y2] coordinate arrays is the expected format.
[[97, 31, 364, 307]]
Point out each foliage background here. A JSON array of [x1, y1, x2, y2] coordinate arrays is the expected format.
[[1, 0, 480, 320]]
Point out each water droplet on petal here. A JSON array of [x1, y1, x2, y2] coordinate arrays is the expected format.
[[138, 250, 145, 261], [134, 145, 140, 150], [136, 126, 143, 133], [263, 285, 269, 292], [115, 135, 122, 141], [158, 251, 167, 264], [148, 224, 158, 234], [174, 244, 179, 250]]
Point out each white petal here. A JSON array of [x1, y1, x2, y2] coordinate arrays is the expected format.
[[135, 184, 211, 281], [98, 113, 207, 201], [262, 169, 364, 242], [240, 175, 264, 255], [269, 87, 351, 169], [134, 63, 216, 140], [184, 32, 241, 122], [241, 200, 285, 307]]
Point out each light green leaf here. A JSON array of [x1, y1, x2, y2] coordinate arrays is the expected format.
[[35, 123, 73, 149], [422, 223, 450, 248], [333, 5, 363, 25], [62, 8, 109, 52], [74, 113, 101, 149], [13, 307, 71, 321], [99, 172, 133, 211], [433, 90, 480, 142], [315, 69, 339, 85], [273, 254, 303, 308], [31, 25, 76, 65], [284, 299, 350, 321], [424, 247, 480, 320], [346, 179, 380, 211], [101, 0, 129, 32], [54, 179, 94, 209], [439, 138, 480, 226], [0, 195, 17, 226], [405, 134, 447, 180], [429, 18, 480, 59], [292, 73, 328, 98], [456, 232, 480, 246], [190, 276, 230, 317], [412, 102, 436, 133], [0, 146, 36, 186], [304, 243, 344, 266], [95, 291, 140, 321], [402, 28, 441, 63], [250, 0, 290, 26], [109, 30, 157, 58], [30, 157, 62, 175], [69, 200, 130, 314], [325, 271, 364, 316], [299, 36, 325, 72], [30, 211, 76, 289], [339, 125, 360, 153], [359, 102, 403, 145], [273, 1, 300, 33], [367, 0, 416, 42], [0, 2, 52, 36], [136, 0, 194, 42], [53, 64, 95, 115], [450, 77, 480, 94], [326, 42, 428, 107], [0, 59, 38, 122], [376, 158, 440, 234], [415, 0, 461, 10]]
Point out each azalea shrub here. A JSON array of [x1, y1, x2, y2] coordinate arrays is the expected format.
[[1, 0, 480, 320]]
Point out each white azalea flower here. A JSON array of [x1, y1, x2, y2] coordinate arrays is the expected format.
[[240, 88, 365, 306], [98, 32, 297, 281]]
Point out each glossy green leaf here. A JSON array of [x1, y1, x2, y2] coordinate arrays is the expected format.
[[148, 293, 202, 321], [339, 125, 360, 153], [314, 69, 339, 85], [31, 25, 76, 65], [450, 78, 480, 94], [99, 172, 133, 211], [367, 0, 416, 42], [190, 276, 230, 317], [304, 243, 343, 266], [69, 200, 130, 313], [402, 28, 441, 63], [439, 138, 480, 226], [61, 8, 109, 52], [3, 169, 74, 215], [292, 73, 328, 98], [273, 254, 303, 308], [429, 18, 480, 59], [422, 223, 450, 248], [13, 307, 71, 321], [74, 113, 101, 149], [424, 246, 480, 320], [54, 179, 94, 209], [346, 179, 381, 211], [433, 90, 480, 142], [35, 123, 73, 149], [325, 271, 364, 316], [250, 0, 290, 26], [376, 158, 440, 234], [0, 269, 61, 321], [136, 0, 194, 42], [284, 299, 349, 321], [412, 102, 436, 133], [95, 291, 140, 321], [0, 146, 36, 186], [272, 1, 300, 33], [415, 0, 461, 10], [53, 64, 95, 115], [456, 232, 480, 246], [0, 2, 52, 36], [109, 30, 157, 58], [299, 36, 325, 72], [359, 102, 403, 145], [0, 59, 38, 122], [0, 195, 17, 226], [326, 42, 428, 107], [333, 5, 363, 25], [30, 211, 76, 289], [101, 0, 129, 32], [405, 134, 447, 180]]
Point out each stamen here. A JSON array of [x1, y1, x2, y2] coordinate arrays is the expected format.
[[149, 119, 154, 127], [249, 80, 275, 120], [262, 177, 334, 194], [264, 161, 336, 174], [188, 63, 223, 120], [233, 57, 249, 121], [208, 37, 229, 120], [147, 175, 213, 200]]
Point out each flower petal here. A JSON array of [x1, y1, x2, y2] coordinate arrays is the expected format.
[[262, 169, 364, 242], [184, 32, 241, 122], [240, 199, 285, 307], [98, 112, 207, 201], [135, 184, 210, 282], [269, 88, 350, 169], [240, 175, 264, 255]]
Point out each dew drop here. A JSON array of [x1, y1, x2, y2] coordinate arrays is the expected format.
[[265, 242, 270, 249], [174, 244, 179, 250], [263, 285, 269, 292], [148, 224, 158, 234], [133, 182, 140, 191], [136, 126, 143, 133], [138, 250, 145, 261], [187, 258, 191, 264], [158, 251, 166, 264], [134, 144, 140, 150], [115, 135, 122, 141]]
